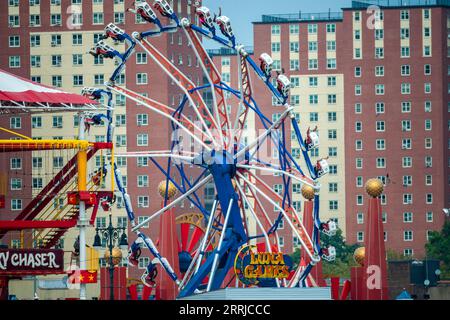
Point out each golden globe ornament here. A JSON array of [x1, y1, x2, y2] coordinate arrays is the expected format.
[[365, 178, 384, 198], [353, 247, 365, 266], [158, 180, 178, 200], [301, 184, 315, 201], [104, 247, 123, 266]]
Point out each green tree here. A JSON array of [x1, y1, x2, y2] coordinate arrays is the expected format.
[[289, 228, 359, 279], [425, 220, 450, 278]]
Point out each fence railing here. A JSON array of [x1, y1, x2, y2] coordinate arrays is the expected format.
[[351, 0, 450, 8], [260, 12, 344, 23]]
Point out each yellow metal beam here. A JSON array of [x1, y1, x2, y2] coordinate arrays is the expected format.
[[0, 139, 93, 150]]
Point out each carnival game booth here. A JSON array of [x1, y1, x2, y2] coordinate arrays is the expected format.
[[0, 69, 113, 299]]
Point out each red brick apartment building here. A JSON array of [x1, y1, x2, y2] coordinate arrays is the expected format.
[[250, 0, 450, 257], [0, 0, 203, 282]]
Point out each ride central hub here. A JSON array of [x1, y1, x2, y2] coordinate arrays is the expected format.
[[198, 150, 237, 179]]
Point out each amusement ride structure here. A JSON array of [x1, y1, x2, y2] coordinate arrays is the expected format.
[[77, 0, 336, 298], [78, 0, 339, 299]]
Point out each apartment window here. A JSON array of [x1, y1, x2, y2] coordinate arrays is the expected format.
[[327, 59, 336, 69], [310, 113, 318, 122], [73, 75, 83, 86], [9, 15, 20, 27], [51, 14, 62, 26], [309, 95, 318, 105], [357, 195, 364, 205], [329, 165, 338, 175], [136, 52, 147, 64], [93, 13, 104, 24], [424, 46, 431, 56], [404, 230, 413, 241], [9, 36, 20, 48], [308, 24, 317, 34], [10, 117, 21, 129], [424, 9, 430, 19], [94, 74, 104, 85], [401, 28, 410, 39], [357, 213, 364, 224], [116, 135, 127, 147], [402, 138, 412, 150], [424, 64, 431, 75], [426, 193, 433, 204], [375, 66, 384, 77], [425, 119, 432, 131], [425, 175, 433, 185], [327, 76, 336, 86], [327, 183, 338, 193], [289, 24, 299, 34], [9, 0, 19, 6], [52, 75, 62, 87], [401, 65, 410, 76], [94, 55, 104, 65], [355, 103, 362, 114], [137, 196, 149, 208], [425, 156, 433, 168], [401, 46, 410, 58], [355, 85, 362, 95], [354, 30, 361, 40], [10, 178, 22, 191], [375, 47, 384, 59], [328, 112, 337, 122], [355, 122, 362, 132], [291, 77, 300, 88], [354, 67, 361, 77], [137, 114, 148, 126], [357, 232, 364, 243], [271, 25, 280, 35], [271, 42, 280, 52], [31, 76, 41, 83], [137, 175, 149, 188], [52, 116, 63, 128], [403, 194, 413, 205], [375, 29, 384, 40], [290, 42, 299, 53], [402, 102, 411, 113], [53, 157, 63, 168], [329, 201, 338, 210], [72, 34, 82, 45], [136, 73, 148, 85], [376, 139, 386, 150], [326, 23, 336, 33], [137, 134, 149, 146], [9, 56, 20, 68], [115, 114, 126, 127], [354, 48, 361, 59], [72, 54, 83, 66], [32, 178, 43, 189], [401, 83, 411, 94], [376, 102, 385, 114], [328, 147, 337, 157], [308, 59, 318, 70], [11, 199, 22, 211], [376, 121, 385, 132], [425, 83, 431, 94], [114, 12, 125, 24], [10, 158, 22, 170], [404, 249, 413, 257], [375, 84, 385, 95], [137, 157, 148, 167], [32, 116, 42, 129], [309, 77, 318, 87], [355, 140, 363, 151], [426, 212, 433, 222], [327, 40, 336, 51], [30, 15, 41, 26], [400, 10, 409, 20], [424, 27, 431, 37], [290, 59, 299, 71], [376, 158, 386, 168], [403, 176, 412, 187], [402, 120, 411, 132]]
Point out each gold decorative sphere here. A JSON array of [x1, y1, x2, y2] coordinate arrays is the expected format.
[[365, 178, 384, 198], [353, 247, 365, 267], [158, 180, 178, 200], [104, 247, 123, 266], [301, 184, 315, 201]]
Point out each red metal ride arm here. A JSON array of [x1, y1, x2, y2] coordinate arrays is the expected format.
[[234, 55, 253, 147], [185, 27, 230, 147]]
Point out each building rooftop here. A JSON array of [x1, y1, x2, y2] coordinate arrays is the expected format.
[[350, 0, 450, 9], [254, 12, 344, 24], [207, 47, 254, 57], [254, 0, 449, 24]]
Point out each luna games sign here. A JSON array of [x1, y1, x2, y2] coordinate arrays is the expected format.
[[0, 249, 64, 275], [234, 245, 294, 287]]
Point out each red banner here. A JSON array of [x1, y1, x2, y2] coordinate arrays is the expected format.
[[0, 249, 64, 275], [68, 270, 98, 284]]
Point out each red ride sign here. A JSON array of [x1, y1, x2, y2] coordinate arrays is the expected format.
[[0, 249, 64, 276]]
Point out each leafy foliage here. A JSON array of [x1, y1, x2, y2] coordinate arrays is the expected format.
[[425, 220, 450, 278]]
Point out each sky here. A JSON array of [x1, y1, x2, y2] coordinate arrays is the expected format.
[[203, 0, 351, 48]]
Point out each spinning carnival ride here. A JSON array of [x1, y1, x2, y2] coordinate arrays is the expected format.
[[82, 0, 337, 299]]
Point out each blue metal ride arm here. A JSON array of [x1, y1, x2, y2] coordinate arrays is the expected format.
[[190, 24, 235, 49], [291, 118, 317, 179]]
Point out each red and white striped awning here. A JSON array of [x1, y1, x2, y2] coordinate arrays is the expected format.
[[0, 69, 100, 113]]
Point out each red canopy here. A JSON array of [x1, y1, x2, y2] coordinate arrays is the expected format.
[[0, 69, 94, 105]]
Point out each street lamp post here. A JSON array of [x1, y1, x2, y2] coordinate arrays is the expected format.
[[93, 213, 128, 300]]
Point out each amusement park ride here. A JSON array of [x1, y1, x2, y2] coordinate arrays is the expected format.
[[0, 0, 389, 300]]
